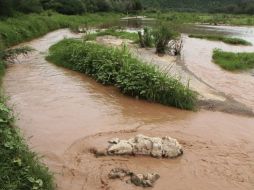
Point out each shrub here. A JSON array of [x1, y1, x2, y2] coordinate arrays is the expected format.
[[153, 23, 177, 54], [138, 27, 153, 48], [47, 39, 197, 110]]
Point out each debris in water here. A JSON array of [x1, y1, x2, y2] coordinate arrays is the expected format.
[[108, 168, 160, 188], [107, 134, 183, 158]]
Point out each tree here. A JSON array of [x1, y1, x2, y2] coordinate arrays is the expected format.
[[17, 0, 43, 13], [0, 0, 14, 17], [54, 0, 85, 15], [96, 0, 112, 12]]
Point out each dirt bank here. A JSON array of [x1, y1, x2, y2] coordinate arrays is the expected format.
[[3, 29, 254, 190]]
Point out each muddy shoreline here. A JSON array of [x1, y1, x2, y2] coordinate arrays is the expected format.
[[3, 29, 254, 190]]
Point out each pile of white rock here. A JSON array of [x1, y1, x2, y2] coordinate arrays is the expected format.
[[108, 168, 160, 188], [107, 134, 183, 158]]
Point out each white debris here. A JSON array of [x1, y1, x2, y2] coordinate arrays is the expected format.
[[107, 134, 183, 158]]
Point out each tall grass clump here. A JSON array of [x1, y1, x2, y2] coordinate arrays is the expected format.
[[47, 39, 197, 110], [189, 34, 252, 45], [153, 23, 178, 54], [138, 27, 154, 48], [213, 49, 254, 71]]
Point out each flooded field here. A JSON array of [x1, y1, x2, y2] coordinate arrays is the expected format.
[[182, 25, 254, 111], [3, 25, 254, 190]]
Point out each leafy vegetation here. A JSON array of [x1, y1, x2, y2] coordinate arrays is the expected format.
[[189, 34, 251, 45], [47, 39, 197, 110], [84, 29, 139, 42], [0, 12, 121, 48], [213, 49, 254, 71]]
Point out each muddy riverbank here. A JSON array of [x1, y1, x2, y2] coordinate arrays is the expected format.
[[3, 29, 254, 190]]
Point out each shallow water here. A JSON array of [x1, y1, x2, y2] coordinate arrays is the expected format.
[[181, 25, 254, 111], [3, 29, 254, 190]]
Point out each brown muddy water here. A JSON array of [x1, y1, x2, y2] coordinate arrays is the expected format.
[[3, 27, 254, 190], [182, 25, 254, 112]]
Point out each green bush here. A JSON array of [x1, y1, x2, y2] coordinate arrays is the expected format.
[[213, 49, 254, 71], [138, 27, 153, 48], [153, 23, 177, 54], [47, 39, 197, 110]]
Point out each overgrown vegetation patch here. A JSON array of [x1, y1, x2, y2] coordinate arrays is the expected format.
[[84, 29, 139, 42], [0, 12, 121, 49], [189, 34, 251, 45], [47, 39, 197, 110], [213, 49, 254, 71]]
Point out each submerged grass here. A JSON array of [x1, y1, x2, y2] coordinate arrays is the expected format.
[[47, 39, 197, 110], [84, 29, 139, 42], [213, 49, 254, 71], [189, 34, 251, 45]]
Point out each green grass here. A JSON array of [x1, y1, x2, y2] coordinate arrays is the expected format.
[[47, 39, 197, 110], [189, 34, 251, 45], [0, 12, 122, 49], [84, 29, 139, 42], [213, 49, 254, 71]]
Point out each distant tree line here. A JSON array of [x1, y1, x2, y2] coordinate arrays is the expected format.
[[0, 0, 143, 16], [140, 0, 254, 14], [213, 1, 254, 14]]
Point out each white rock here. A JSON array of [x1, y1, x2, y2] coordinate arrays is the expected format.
[[107, 140, 133, 155], [108, 138, 120, 144], [133, 135, 153, 155], [162, 137, 183, 158], [150, 137, 163, 157], [106, 134, 183, 158]]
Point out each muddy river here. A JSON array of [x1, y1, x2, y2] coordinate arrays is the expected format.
[[3, 26, 254, 190]]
